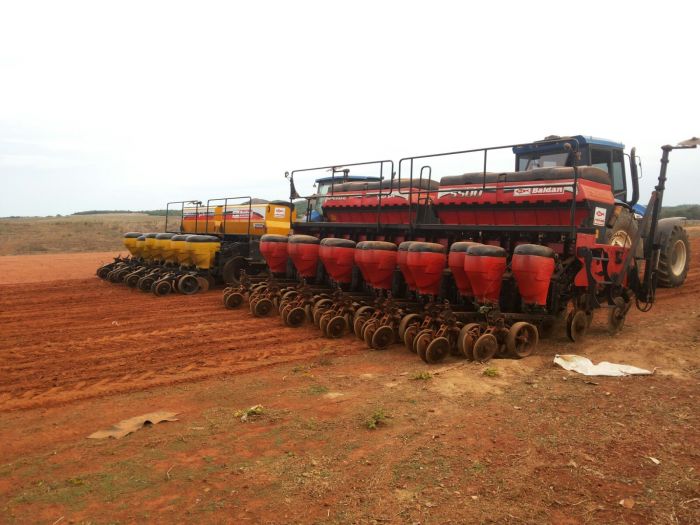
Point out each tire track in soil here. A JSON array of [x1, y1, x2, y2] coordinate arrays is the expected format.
[[2, 235, 696, 412], [0, 278, 365, 411]]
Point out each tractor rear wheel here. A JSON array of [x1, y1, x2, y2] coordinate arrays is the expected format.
[[657, 224, 690, 287], [606, 207, 642, 257], [222, 257, 247, 285]]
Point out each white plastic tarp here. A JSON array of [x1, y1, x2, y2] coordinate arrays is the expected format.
[[553, 354, 653, 377]]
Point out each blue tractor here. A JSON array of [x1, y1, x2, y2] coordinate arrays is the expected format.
[[513, 135, 691, 287]]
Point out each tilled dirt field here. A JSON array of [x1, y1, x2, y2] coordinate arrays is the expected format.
[[0, 238, 698, 524]]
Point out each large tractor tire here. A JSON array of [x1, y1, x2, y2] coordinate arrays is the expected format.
[[657, 224, 690, 288], [606, 208, 642, 258], [222, 256, 248, 285]]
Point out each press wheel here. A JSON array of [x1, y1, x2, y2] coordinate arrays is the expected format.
[[398, 313, 421, 342], [326, 315, 347, 339], [425, 336, 450, 364], [607, 297, 627, 334], [403, 325, 419, 353], [314, 306, 330, 328], [473, 333, 498, 362], [566, 310, 589, 342], [280, 304, 292, 323], [153, 280, 172, 297], [224, 292, 243, 309], [253, 298, 274, 317], [319, 312, 333, 335], [353, 316, 368, 339], [363, 320, 379, 349], [286, 307, 306, 327], [353, 306, 374, 323], [371, 325, 394, 350], [195, 276, 210, 293], [458, 323, 481, 360], [178, 275, 199, 295], [414, 330, 433, 362], [506, 322, 539, 358], [139, 276, 156, 292]]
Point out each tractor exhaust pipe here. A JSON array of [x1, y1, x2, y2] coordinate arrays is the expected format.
[[641, 137, 699, 302]]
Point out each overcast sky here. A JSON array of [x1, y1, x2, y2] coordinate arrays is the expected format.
[[1, 1, 698, 216]]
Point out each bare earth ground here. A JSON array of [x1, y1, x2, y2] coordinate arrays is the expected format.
[[0, 232, 698, 524]]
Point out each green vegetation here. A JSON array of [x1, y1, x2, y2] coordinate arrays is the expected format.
[[307, 385, 329, 396], [72, 209, 179, 216], [482, 367, 499, 378], [661, 204, 700, 220], [365, 408, 389, 430], [411, 371, 432, 381]]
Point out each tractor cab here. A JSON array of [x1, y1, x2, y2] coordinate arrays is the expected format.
[[303, 174, 382, 221], [513, 135, 640, 207]]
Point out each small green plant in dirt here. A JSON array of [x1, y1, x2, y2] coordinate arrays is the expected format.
[[412, 371, 432, 381], [482, 367, 499, 378], [308, 385, 329, 396], [365, 408, 390, 430], [471, 461, 487, 473], [316, 356, 333, 366], [234, 405, 264, 422]]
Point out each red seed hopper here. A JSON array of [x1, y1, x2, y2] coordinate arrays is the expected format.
[[354, 241, 397, 290], [287, 235, 320, 278], [260, 234, 289, 275], [319, 238, 357, 284]]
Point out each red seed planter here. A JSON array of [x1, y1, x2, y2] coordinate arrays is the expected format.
[[260, 234, 289, 275]]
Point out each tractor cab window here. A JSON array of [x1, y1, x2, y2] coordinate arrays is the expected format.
[[517, 152, 570, 171], [590, 147, 626, 198], [312, 180, 332, 214], [611, 149, 626, 199]]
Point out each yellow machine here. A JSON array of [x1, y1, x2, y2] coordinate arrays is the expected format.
[[134, 235, 147, 258], [122, 232, 144, 257], [170, 234, 193, 266], [155, 233, 178, 264], [185, 235, 221, 270], [100, 199, 294, 296], [139, 233, 158, 260], [181, 200, 294, 237]]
